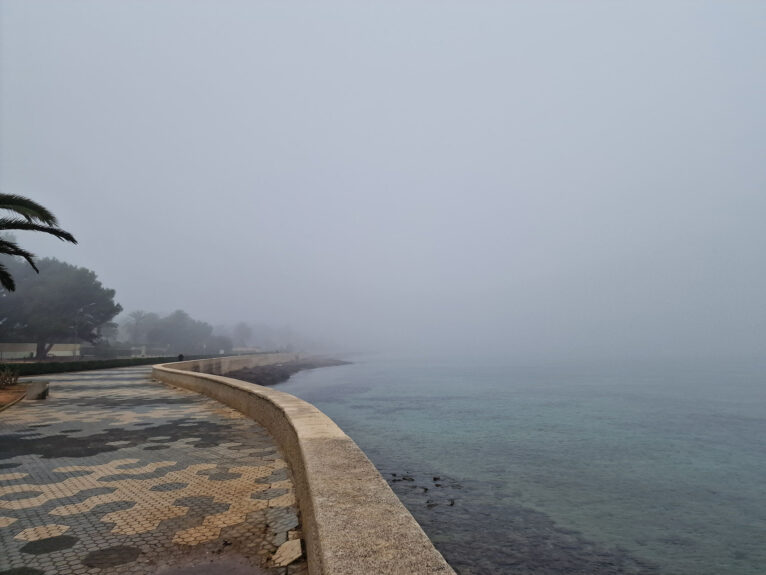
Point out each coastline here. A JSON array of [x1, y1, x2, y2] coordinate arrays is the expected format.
[[270, 361, 663, 575], [152, 353, 455, 574], [224, 357, 350, 387]]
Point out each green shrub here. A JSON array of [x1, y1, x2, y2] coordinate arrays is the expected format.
[[0, 355, 215, 377]]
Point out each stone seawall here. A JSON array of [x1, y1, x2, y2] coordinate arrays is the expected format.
[[152, 354, 454, 575]]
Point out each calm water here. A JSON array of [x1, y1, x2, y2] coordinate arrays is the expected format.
[[277, 355, 766, 575]]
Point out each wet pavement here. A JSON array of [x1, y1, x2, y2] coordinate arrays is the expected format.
[[0, 366, 306, 575]]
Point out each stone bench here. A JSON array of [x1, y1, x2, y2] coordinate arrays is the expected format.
[[24, 380, 49, 400]]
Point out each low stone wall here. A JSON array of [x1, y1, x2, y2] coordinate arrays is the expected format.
[[152, 354, 454, 575], [168, 352, 301, 376]]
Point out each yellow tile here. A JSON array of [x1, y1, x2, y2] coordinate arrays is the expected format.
[[14, 524, 70, 541], [0, 472, 27, 481]]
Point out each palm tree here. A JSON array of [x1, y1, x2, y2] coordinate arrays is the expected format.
[[0, 193, 77, 291]]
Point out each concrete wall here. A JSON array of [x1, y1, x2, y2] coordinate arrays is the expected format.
[[169, 352, 299, 375], [152, 355, 454, 575], [0, 343, 81, 360]]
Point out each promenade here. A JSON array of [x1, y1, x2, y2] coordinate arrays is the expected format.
[[0, 366, 306, 575]]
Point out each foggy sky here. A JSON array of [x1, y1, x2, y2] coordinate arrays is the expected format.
[[1, 1, 765, 361]]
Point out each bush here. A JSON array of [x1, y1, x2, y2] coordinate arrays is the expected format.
[[0, 368, 19, 387], [0, 355, 215, 377]]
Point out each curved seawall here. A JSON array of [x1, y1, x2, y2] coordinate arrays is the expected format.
[[152, 354, 454, 575]]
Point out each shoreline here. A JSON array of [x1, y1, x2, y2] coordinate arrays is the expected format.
[[152, 353, 455, 574], [224, 357, 350, 387]]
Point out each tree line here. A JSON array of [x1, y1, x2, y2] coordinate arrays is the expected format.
[[0, 193, 294, 359], [0, 257, 121, 358], [120, 310, 232, 356], [0, 255, 232, 359]]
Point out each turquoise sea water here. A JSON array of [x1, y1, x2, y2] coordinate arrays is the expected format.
[[277, 355, 766, 574]]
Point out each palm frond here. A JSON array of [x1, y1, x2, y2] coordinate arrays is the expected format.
[[0, 262, 16, 292], [0, 239, 39, 271], [0, 194, 59, 225], [0, 218, 78, 244]]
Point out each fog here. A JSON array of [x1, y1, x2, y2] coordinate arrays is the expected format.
[[2, 1, 764, 361]]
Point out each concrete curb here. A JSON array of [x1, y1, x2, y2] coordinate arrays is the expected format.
[[0, 389, 26, 413], [152, 355, 454, 575]]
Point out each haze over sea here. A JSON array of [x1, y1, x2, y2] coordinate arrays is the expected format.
[[3, 4, 765, 572], [278, 354, 766, 575]]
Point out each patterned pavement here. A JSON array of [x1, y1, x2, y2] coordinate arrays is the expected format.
[[0, 366, 306, 575]]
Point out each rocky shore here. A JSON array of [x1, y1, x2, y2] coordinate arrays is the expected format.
[[225, 357, 350, 387], [383, 467, 660, 575]]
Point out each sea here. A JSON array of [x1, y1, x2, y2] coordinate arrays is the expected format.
[[275, 354, 766, 575]]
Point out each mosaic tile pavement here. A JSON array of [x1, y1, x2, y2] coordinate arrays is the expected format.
[[0, 366, 307, 575]]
